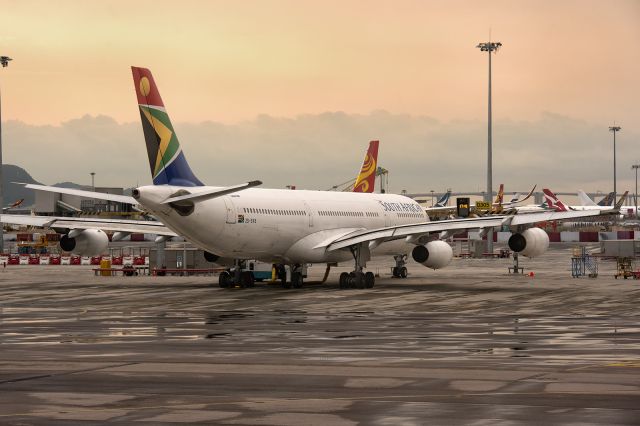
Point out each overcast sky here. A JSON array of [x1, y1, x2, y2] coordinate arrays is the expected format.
[[0, 0, 638, 194]]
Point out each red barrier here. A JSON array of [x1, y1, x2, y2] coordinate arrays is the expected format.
[[617, 231, 634, 240], [548, 232, 561, 242], [133, 256, 146, 265], [580, 232, 599, 242], [111, 256, 123, 265], [90, 256, 102, 265], [28, 256, 40, 265], [8, 255, 19, 265], [49, 256, 61, 265]]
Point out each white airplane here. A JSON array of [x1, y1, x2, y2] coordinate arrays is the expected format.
[[543, 189, 628, 212], [1, 67, 616, 290], [577, 190, 614, 207]]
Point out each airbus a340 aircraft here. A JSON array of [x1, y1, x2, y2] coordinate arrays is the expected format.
[[0, 67, 616, 289]]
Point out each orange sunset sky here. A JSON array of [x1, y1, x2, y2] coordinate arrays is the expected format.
[[0, 0, 638, 192]]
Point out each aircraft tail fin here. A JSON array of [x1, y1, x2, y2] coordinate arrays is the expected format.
[[353, 140, 379, 193], [131, 67, 203, 187], [577, 190, 598, 206], [435, 190, 451, 207], [493, 184, 504, 205], [614, 191, 629, 210], [542, 188, 569, 212], [598, 192, 615, 207]]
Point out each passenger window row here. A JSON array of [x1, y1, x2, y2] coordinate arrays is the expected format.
[[243, 207, 306, 216], [318, 211, 379, 217], [397, 212, 424, 218]]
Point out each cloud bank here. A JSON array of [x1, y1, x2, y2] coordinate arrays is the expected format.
[[4, 111, 637, 195]]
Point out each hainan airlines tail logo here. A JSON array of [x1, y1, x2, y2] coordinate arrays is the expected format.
[[353, 141, 379, 193]]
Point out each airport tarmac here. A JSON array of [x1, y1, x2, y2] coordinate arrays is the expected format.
[[0, 245, 639, 425]]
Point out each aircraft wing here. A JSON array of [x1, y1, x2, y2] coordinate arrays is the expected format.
[[0, 214, 177, 236], [319, 209, 611, 251], [21, 183, 137, 204]]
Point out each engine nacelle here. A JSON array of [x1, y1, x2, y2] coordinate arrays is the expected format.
[[203, 251, 235, 267], [59, 229, 109, 256], [508, 227, 549, 258], [412, 240, 453, 270]]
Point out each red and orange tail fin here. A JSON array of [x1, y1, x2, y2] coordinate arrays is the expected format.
[[494, 183, 504, 205], [353, 140, 379, 193]]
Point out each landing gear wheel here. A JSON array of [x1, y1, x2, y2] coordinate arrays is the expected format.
[[399, 267, 408, 278], [240, 271, 255, 288], [392, 267, 400, 278], [218, 271, 232, 288], [348, 271, 365, 289], [292, 272, 303, 289], [339, 272, 349, 289], [348, 272, 357, 289], [364, 271, 375, 288]]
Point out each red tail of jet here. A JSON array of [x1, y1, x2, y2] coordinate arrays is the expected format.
[[353, 140, 379, 193], [542, 188, 569, 212]]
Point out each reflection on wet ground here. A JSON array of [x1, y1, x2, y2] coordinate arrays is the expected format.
[[2, 298, 639, 365], [0, 248, 639, 424]]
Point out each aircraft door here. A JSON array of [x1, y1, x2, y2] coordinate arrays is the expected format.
[[303, 201, 313, 227], [223, 197, 237, 224]]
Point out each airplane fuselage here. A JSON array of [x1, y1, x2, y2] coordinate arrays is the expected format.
[[135, 185, 428, 263]]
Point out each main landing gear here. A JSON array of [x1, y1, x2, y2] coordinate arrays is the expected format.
[[224, 263, 307, 290], [280, 264, 306, 289], [392, 254, 408, 278], [339, 244, 375, 289], [218, 260, 256, 289]]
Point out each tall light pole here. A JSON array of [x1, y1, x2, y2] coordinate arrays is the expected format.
[[632, 164, 639, 219], [477, 41, 501, 254], [90, 172, 95, 191], [609, 125, 621, 202], [0, 56, 12, 254]]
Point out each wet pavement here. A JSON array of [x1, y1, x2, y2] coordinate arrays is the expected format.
[[0, 246, 639, 425]]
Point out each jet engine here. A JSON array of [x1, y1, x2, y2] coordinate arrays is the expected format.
[[412, 240, 453, 270], [203, 251, 234, 267], [59, 229, 109, 256], [508, 227, 549, 258]]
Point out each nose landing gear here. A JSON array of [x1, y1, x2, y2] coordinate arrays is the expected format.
[[217, 260, 256, 288]]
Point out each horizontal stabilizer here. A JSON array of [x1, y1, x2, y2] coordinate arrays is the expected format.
[[20, 183, 137, 204], [0, 214, 177, 236], [161, 180, 262, 205]]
